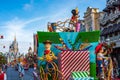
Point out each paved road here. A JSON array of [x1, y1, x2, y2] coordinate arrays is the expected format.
[[6, 67, 34, 80]]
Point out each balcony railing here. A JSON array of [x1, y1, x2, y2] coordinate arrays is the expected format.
[[107, 0, 118, 6], [109, 35, 120, 41], [109, 12, 120, 21], [101, 11, 120, 25], [100, 16, 109, 25], [113, 0, 120, 6]]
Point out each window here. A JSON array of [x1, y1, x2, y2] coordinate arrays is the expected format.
[[110, 34, 112, 37], [89, 26, 92, 31], [105, 35, 108, 39], [114, 32, 118, 36], [119, 6, 120, 11]]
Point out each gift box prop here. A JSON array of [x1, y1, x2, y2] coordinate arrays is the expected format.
[[71, 71, 94, 80], [72, 71, 89, 78], [59, 51, 90, 80], [70, 77, 94, 80]]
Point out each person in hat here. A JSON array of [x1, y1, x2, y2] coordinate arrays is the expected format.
[[39, 40, 57, 62], [70, 7, 80, 32], [95, 43, 106, 79], [38, 40, 57, 80], [0, 66, 7, 80]]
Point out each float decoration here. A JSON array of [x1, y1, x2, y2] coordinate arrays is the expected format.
[[48, 7, 80, 32], [95, 43, 115, 80], [58, 51, 90, 80], [71, 71, 94, 80], [38, 40, 62, 80], [36, 7, 101, 80]]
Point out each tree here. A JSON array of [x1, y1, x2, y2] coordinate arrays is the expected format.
[[0, 53, 7, 65]]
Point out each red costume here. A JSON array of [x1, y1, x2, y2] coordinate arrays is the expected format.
[[44, 50, 51, 55], [0, 73, 4, 80], [0, 72, 6, 80]]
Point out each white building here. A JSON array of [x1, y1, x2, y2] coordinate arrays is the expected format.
[[84, 7, 104, 31]]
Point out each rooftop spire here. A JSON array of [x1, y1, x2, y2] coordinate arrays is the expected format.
[[14, 34, 16, 41]]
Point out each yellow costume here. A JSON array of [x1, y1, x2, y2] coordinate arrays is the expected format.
[[39, 51, 57, 62]]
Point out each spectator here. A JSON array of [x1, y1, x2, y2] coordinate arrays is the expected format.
[[0, 66, 7, 80], [34, 63, 37, 70], [4, 64, 7, 72], [18, 62, 25, 80]]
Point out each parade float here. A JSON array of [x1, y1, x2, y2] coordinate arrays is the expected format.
[[33, 8, 116, 80]]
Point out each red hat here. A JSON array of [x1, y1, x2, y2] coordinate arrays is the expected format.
[[43, 40, 52, 44], [95, 43, 103, 54]]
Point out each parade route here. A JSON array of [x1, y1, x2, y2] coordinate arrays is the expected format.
[[6, 67, 34, 80]]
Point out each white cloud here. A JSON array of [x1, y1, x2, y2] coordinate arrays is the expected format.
[[23, 4, 32, 11], [0, 16, 46, 53], [3, 16, 46, 41], [23, 0, 34, 11], [2, 12, 69, 42], [0, 0, 86, 53]]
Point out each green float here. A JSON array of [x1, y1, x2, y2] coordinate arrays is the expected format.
[[90, 62, 98, 80]]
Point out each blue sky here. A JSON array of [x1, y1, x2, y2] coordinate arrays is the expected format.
[[0, 0, 106, 53]]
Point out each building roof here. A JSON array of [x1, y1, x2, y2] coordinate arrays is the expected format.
[[103, 7, 109, 12]]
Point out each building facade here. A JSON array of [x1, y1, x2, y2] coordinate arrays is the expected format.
[[84, 7, 104, 31], [100, 0, 120, 43], [79, 20, 86, 32], [100, 0, 120, 77]]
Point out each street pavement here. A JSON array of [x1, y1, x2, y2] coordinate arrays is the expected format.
[[6, 67, 34, 80]]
